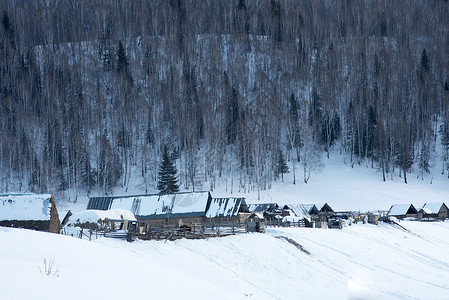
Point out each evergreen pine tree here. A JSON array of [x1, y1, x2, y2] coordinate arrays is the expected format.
[[117, 40, 128, 73], [145, 116, 154, 145], [289, 92, 301, 149], [275, 151, 289, 182], [420, 49, 429, 71], [226, 87, 240, 145], [157, 145, 180, 194]]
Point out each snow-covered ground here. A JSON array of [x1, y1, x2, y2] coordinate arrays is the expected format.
[[222, 154, 449, 212], [1, 221, 449, 299]]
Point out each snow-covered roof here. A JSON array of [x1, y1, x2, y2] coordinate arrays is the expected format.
[[205, 198, 247, 218], [66, 209, 137, 226], [138, 192, 211, 218], [421, 203, 447, 214], [316, 203, 334, 213], [419, 207, 433, 214], [302, 204, 319, 214], [286, 204, 311, 221], [172, 193, 208, 215], [137, 195, 167, 216], [248, 203, 278, 213], [87, 192, 212, 219], [0, 194, 53, 221], [388, 204, 417, 216], [110, 196, 137, 211]]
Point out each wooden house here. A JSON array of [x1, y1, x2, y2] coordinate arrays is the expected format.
[[0, 194, 60, 233], [246, 213, 265, 233], [387, 204, 418, 219], [282, 204, 314, 227], [87, 191, 213, 229], [418, 203, 449, 220]]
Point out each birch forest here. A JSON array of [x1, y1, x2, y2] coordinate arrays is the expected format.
[[1, 0, 448, 197]]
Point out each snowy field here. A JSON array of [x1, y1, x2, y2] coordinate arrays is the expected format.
[[220, 154, 449, 212], [1, 221, 449, 300]]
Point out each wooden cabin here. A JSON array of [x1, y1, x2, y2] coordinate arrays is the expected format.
[[87, 191, 213, 231], [282, 204, 314, 227], [246, 213, 265, 233], [418, 203, 448, 220], [387, 204, 418, 219], [0, 194, 60, 233]]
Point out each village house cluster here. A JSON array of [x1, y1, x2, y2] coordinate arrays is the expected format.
[[0, 192, 448, 241]]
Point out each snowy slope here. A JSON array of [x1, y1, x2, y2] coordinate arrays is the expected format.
[[210, 153, 449, 212], [62, 152, 449, 215], [1, 221, 449, 299]]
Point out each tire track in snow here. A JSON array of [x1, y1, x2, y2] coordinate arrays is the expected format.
[[180, 240, 282, 300], [285, 235, 416, 299], [346, 226, 449, 271], [395, 222, 449, 248], [291, 230, 449, 297], [374, 264, 449, 291]]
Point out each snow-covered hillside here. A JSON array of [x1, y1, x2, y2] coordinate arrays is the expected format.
[[1, 221, 449, 299], [230, 153, 449, 212]]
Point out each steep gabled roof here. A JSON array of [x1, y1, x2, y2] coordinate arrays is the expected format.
[[421, 202, 447, 214], [205, 197, 248, 218], [316, 203, 334, 213], [302, 204, 320, 215], [0, 194, 53, 221], [388, 204, 417, 216]]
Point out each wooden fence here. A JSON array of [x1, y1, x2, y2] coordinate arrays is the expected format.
[[265, 219, 306, 228], [140, 222, 248, 241], [61, 227, 104, 241]]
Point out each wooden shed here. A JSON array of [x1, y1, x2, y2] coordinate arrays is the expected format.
[[0, 193, 60, 233], [87, 191, 213, 228], [246, 213, 265, 233], [387, 204, 418, 219], [418, 203, 448, 220], [283, 204, 314, 227]]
